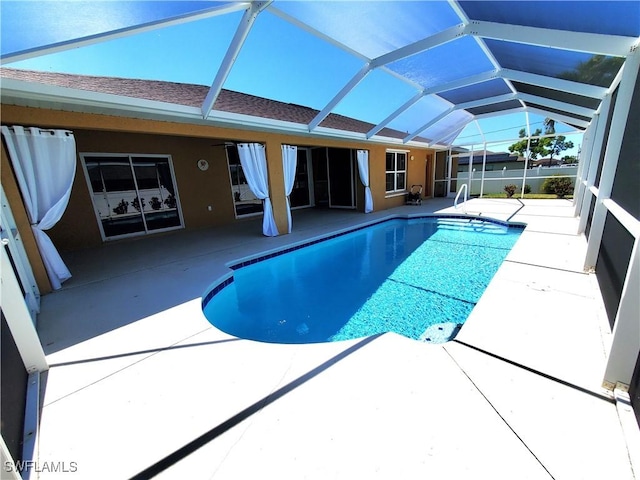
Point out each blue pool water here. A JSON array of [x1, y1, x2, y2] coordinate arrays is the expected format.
[[202, 216, 523, 344]]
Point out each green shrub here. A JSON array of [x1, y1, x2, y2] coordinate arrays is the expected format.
[[542, 175, 574, 198], [523, 184, 532, 194], [504, 184, 517, 198]]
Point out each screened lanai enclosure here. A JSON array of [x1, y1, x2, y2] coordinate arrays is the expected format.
[[2, 1, 638, 149], [1, 1, 640, 476], [2, 1, 638, 202]]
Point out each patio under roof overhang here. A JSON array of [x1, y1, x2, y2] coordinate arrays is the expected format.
[[1, 1, 639, 148]]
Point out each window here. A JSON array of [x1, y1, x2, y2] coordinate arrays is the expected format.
[[226, 144, 263, 217], [81, 154, 182, 240], [386, 151, 407, 193]]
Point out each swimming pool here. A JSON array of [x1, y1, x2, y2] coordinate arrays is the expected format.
[[202, 216, 523, 344]]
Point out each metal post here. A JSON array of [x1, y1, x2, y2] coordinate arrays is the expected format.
[[480, 144, 487, 198], [585, 49, 640, 269], [446, 147, 453, 197], [0, 185, 40, 320], [0, 243, 48, 373], [577, 97, 611, 234], [474, 120, 487, 198], [573, 120, 596, 217], [603, 236, 639, 387], [572, 135, 587, 211], [521, 111, 531, 198], [468, 144, 474, 196]]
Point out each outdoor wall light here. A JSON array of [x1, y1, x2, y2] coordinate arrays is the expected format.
[[197, 159, 209, 171]]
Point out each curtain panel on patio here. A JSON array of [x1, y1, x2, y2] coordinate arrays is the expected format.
[[282, 145, 297, 234], [237, 143, 278, 237], [1, 126, 77, 290], [357, 149, 373, 213]]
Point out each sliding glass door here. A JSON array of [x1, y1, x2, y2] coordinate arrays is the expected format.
[[328, 148, 355, 208], [82, 154, 182, 240], [290, 148, 314, 209]]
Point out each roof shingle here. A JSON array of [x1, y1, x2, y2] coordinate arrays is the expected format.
[[1, 68, 417, 141]]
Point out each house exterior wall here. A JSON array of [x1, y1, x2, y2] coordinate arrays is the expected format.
[[1, 104, 433, 292], [403, 150, 433, 200]]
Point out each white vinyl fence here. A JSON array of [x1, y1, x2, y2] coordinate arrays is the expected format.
[[456, 165, 579, 196]]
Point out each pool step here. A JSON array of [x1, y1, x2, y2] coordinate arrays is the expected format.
[[436, 218, 509, 234]]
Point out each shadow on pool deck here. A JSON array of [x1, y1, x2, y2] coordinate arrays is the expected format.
[[35, 198, 636, 480]]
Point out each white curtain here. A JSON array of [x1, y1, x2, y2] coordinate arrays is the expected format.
[[282, 145, 297, 234], [356, 149, 373, 213], [1, 126, 77, 290], [237, 143, 278, 237]]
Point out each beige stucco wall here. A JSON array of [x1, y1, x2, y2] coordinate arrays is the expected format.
[[1, 104, 434, 292]]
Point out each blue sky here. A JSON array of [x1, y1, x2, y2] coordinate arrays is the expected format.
[[7, 3, 583, 157]]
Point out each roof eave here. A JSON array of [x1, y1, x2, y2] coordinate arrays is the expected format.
[[0, 78, 431, 147]]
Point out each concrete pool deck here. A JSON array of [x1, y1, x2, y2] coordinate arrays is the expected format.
[[34, 198, 637, 479]]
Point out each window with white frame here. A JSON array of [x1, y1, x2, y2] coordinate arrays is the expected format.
[[81, 154, 183, 240], [386, 151, 407, 193]]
